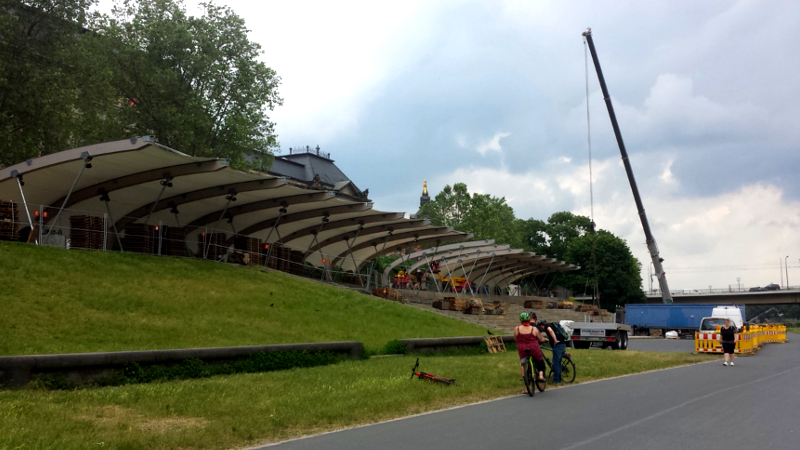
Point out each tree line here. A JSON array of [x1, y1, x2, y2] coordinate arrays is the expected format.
[[417, 182, 646, 308], [0, 0, 281, 169]]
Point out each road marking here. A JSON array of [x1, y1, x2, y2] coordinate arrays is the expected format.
[[558, 365, 799, 450]]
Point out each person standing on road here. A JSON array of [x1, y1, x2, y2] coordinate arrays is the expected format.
[[538, 320, 567, 383], [719, 318, 737, 366], [515, 312, 547, 389]]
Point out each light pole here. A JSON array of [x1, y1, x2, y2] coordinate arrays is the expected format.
[[786, 256, 790, 289], [737, 277, 741, 292]]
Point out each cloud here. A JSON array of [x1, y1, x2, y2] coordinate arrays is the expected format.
[[475, 132, 511, 156]]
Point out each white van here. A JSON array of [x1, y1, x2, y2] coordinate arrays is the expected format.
[[699, 305, 744, 331]]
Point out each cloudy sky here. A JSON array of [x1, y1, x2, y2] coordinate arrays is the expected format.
[[102, 0, 800, 292]]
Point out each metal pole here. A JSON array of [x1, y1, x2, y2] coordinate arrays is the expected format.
[[303, 215, 329, 263], [144, 177, 173, 226], [38, 205, 43, 244], [102, 197, 124, 251], [205, 194, 235, 259], [261, 207, 287, 270], [786, 256, 790, 289], [12, 173, 34, 230], [583, 28, 672, 304], [475, 254, 496, 295], [103, 213, 108, 251], [157, 220, 163, 256], [46, 162, 88, 243]]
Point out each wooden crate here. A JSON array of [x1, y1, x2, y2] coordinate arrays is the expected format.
[[69, 215, 105, 250], [484, 336, 506, 354], [465, 305, 482, 315], [576, 305, 599, 313], [557, 301, 574, 309], [524, 299, 546, 309], [432, 300, 443, 310], [448, 299, 467, 311], [0, 200, 19, 241]]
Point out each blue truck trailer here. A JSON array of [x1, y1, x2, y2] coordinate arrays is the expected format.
[[624, 304, 746, 336]]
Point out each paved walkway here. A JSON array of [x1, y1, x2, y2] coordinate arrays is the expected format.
[[259, 338, 798, 450]]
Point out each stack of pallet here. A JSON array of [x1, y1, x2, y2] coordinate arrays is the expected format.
[[233, 236, 264, 266], [523, 299, 546, 309], [598, 308, 610, 316], [69, 215, 105, 250], [575, 304, 598, 313], [432, 299, 444, 310], [275, 245, 291, 272], [265, 243, 282, 270], [448, 298, 467, 311], [197, 231, 228, 260], [557, 301, 575, 309], [163, 227, 187, 257], [289, 250, 304, 274], [0, 200, 19, 241], [371, 288, 406, 303], [125, 223, 156, 254], [484, 301, 506, 315]]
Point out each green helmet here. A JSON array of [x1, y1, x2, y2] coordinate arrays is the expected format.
[[519, 312, 531, 322]]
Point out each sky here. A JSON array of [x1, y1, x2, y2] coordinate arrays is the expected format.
[[99, 0, 800, 293]]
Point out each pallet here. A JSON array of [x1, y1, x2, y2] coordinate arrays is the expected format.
[[69, 215, 105, 250], [524, 299, 546, 309], [484, 336, 506, 354]]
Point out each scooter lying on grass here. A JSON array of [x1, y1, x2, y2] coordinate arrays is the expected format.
[[410, 358, 456, 386]]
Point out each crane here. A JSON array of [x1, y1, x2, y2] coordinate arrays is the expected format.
[[582, 28, 673, 304]]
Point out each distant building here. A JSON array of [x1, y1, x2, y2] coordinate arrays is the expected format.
[[420, 179, 431, 208], [253, 145, 369, 202]]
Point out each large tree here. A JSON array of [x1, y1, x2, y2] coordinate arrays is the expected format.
[[562, 229, 646, 308], [416, 182, 523, 247], [0, 0, 117, 166], [0, 0, 281, 170], [99, 0, 282, 169]]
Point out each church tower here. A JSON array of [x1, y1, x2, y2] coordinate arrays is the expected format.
[[420, 179, 431, 207]]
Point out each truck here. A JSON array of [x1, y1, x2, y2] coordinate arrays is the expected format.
[[568, 322, 632, 350], [625, 304, 745, 337]]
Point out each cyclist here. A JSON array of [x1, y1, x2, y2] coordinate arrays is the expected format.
[[515, 312, 546, 390], [538, 320, 567, 384]]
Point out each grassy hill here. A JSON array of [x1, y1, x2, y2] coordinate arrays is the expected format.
[[0, 242, 489, 355]]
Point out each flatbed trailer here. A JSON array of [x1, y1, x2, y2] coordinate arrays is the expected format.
[[569, 322, 632, 350]]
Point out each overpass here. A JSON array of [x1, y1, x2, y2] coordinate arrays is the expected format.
[[644, 289, 800, 305]]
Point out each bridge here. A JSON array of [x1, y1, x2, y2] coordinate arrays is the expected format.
[[644, 289, 800, 305]]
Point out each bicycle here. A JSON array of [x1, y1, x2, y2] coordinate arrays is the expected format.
[[410, 358, 456, 386], [541, 345, 577, 383], [522, 350, 546, 397]]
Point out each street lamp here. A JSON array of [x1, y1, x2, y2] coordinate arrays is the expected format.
[[783, 255, 790, 288]]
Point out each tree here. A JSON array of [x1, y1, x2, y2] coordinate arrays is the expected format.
[[416, 182, 523, 247], [561, 229, 646, 308], [519, 212, 591, 260], [0, 0, 116, 167], [99, 0, 282, 169]]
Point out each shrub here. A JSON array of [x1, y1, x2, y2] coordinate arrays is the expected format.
[[380, 339, 408, 355]]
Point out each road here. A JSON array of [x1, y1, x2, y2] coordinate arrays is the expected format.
[[258, 338, 798, 450]]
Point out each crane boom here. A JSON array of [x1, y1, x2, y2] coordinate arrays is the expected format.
[[582, 28, 673, 304]]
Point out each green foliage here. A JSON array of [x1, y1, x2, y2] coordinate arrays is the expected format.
[[561, 230, 646, 308], [417, 183, 523, 247], [380, 340, 408, 355], [0, 0, 281, 169]]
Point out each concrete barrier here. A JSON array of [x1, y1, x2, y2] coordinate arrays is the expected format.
[[400, 335, 514, 353], [0, 341, 363, 387]]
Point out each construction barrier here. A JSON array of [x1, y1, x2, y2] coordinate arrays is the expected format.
[[695, 325, 788, 355]]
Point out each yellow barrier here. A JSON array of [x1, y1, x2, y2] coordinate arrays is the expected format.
[[695, 325, 787, 355]]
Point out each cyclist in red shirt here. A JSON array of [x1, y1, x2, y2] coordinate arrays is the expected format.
[[515, 312, 547, 389]]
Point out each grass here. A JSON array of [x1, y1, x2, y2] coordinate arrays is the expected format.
[[0, 350, 710, 450], [787, 327, 799, 334], [0, 241, 491, 355]]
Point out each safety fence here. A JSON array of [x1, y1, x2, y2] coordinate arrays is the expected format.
[[695, 325, 788, 354]]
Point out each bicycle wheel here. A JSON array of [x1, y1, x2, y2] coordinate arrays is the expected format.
[[524, 362, 535, 397], [535, 369, 546, 392], [561, 356, 576, 383]]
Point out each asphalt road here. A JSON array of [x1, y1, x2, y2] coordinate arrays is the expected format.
[[260, 338, 798, 450], [626, 338, 695, 353]]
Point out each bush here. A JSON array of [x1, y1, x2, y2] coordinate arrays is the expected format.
[[380, 340, 408, 355]]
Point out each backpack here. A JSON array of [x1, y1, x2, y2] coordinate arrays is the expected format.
[[551, 322, 570, 343]]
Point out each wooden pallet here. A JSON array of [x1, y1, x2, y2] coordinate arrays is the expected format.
[[524, 299, 546, 309], [484, 336, 506, 354]]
